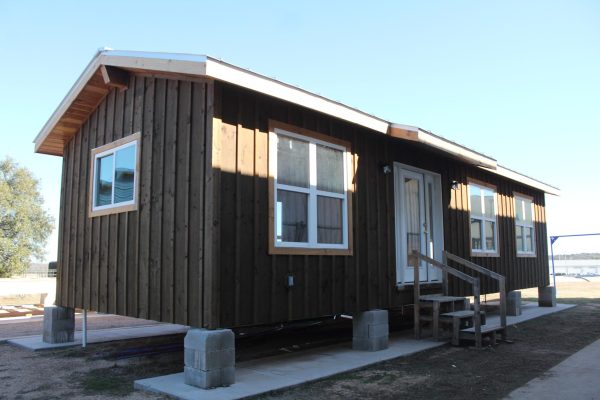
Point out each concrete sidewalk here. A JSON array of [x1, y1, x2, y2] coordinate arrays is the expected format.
[[505, 337, 600, 400]]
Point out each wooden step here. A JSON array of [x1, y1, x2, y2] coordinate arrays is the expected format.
[[459, 324, 505, 346], [419, 295, 465, 302], [440, 310, 486, 345]]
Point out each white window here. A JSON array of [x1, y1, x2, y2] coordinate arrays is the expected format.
[[89, 133, 140, 217], [269, 126, 351, 253], [468, 181, 498, 255], [515, 195, 535, 255]]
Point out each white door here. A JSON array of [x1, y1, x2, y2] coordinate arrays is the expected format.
[[394, 163, 443, 285]]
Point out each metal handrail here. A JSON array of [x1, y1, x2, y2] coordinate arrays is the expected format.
[[443, 251, 507, 338], [411, 250, 483, 348]]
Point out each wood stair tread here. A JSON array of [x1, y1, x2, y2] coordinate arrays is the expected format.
[[440, 310, 479, 318], [419, 295, 466, 302], [460, 324, 504, 334]]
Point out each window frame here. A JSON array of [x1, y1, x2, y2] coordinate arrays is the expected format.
[[268, 120, 354, 255], [514, 192, 536, 257], [467, 179, 499, 257], [88, 132, 141, 218]]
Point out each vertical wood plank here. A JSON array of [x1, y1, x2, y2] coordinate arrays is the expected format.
[[149, 78, 166, 322], [188, 82, 206, 327], [68, 128, 81, 308], [174, 80, 191, 325], [105, 90, 118, 314], [76, 120, 89, 309], [161, 79, 178, 323], [138, 77, 155, 319], [127, 75, 143, 317]]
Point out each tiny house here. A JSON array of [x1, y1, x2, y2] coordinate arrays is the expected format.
[[34, 50, 558, 331]]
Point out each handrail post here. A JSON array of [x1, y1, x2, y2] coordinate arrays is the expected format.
[[499, 277, 507, 340], [473, 279, 482, 348], [442, 251, 449, 296], [412, 251, 421, 339]]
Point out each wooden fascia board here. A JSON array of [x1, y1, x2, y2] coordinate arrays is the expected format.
[[100, 65, 129, 91]]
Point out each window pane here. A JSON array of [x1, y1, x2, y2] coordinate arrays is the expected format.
[[485, 220, 496, 251], [114, 145, 136, 204], [471, 219, 482, 250], [524, 200, 533, 223], [526, 227, 534, 252], [317, 145, 344, 193], [515, 198, 524, 222], [95, 154, 113, 206], [277, 135, 309, 188], [469, 185, 482, 216], [276, 190, 308, 243], [483, 188, 495, 218], [317, 196, 343, 244], [516, 225, 524, 252]]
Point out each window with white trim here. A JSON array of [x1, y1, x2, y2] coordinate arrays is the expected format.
[[468, 182, 498, 254], [515, 195, 535, 255], [270, 127, 350, 251], [90, 133, 140, 217]]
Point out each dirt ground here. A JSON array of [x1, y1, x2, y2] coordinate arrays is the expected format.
[[0, 278, 598, 400]]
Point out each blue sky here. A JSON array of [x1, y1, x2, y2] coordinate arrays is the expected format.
[[1, 0, 599, 259]]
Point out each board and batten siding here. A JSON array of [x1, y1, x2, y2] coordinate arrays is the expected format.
[[211, 81, 550, 328], [56, 75, 214, 327]]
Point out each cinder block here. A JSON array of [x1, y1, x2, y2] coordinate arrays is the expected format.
[[352, 310, 389, 351], [353, 309, 388, 325], [367, 323, 389, 339], [184, 328, 234, 352], [184, 348, 235, 371], [42, 306, 74, 344], [352, 336, 389, 351], [507, 290, 522, 316], [538, 286, 556, 307], [183, 328, 235, 389]]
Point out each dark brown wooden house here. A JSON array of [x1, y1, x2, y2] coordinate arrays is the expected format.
[[34, 50, 559, 331]]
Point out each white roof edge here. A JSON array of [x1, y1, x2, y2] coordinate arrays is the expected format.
[[34, 50, 389, 150], [389, 123, 497, 169], [203, 56, 389, 133], [34, 50, 559, 195], [481, 165, 561, 196]]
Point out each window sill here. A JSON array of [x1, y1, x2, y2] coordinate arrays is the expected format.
[[470, 251, 500, 258], [89, 203, 138, 218], [269, 246, 352, 256], [517, 252, 537, 258]]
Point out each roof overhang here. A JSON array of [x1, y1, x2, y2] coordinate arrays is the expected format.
[[34, 49, 559, 195], [34, 49, 388, 156], [483, 165, 561, 196], [388, 124, 497, 169]]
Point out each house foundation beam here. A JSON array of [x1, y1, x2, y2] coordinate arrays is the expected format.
[[184, 328, 235, 389], [507, 290, 522, 316], [538, 286, 557, 307], [42, 306, 74, 343], [352, 309, 389, 351]]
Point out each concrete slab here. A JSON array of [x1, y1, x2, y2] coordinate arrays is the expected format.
[[135, 303, 576, 400], [505, 338, 600, 400], [484, 302, 574, 327], [7, 323, 189, 350], [135, 331, 445, 400]]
